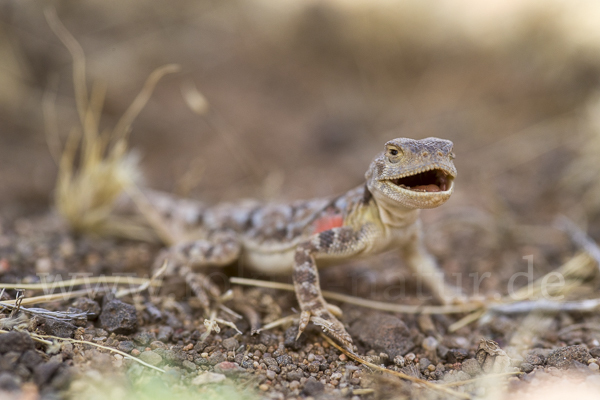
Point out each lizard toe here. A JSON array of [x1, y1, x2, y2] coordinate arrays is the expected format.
[[325, 303, 343, 318], [310, 309, 355, 353]]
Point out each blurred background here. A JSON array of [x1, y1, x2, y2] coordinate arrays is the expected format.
[[2, 0, 600, 235]]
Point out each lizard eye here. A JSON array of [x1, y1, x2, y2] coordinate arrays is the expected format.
[[449, 152, 456, 160], [386, 146, 402, 162]]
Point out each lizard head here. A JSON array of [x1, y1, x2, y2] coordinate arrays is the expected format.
[[366, 137, 456, 210]]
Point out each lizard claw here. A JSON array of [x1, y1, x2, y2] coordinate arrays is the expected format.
[[297, 310, 311, 340], [302, 307, 356, 353]]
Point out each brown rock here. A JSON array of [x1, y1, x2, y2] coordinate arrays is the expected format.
[[546, 345, 591, 369], [214, 361, 243, 375], [349, 313, 414, 359]]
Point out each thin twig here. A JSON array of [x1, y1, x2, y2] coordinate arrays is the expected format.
[[321, 334, 471, 399]]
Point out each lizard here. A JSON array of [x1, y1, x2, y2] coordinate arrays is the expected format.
[[136, 137, 458, 352]]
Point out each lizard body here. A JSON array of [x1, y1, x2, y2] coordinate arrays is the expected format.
[[146, 137, 457, 351]]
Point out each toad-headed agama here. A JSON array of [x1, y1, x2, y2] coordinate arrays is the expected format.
[[132, 137, 460, 351]]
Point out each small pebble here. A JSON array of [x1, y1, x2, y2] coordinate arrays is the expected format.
[[308, 354, 315, 362], [131, 349, 141, 357], [405, 353, 416, 362], [214, 361, 242, 375], [393, 355, 405, 367], [192, 372, 225, 385], [289, 381, 300, 390], [139, 351, 162, 366], [157, 326, 173, 342], [266, 370, 276, 380], [35, 258, 52, 273], [150, 341, 166, 350], [182, 360, 197, 371], [419, 358, 431, 371], [589, 363, 599, 372], [422, 336, 439, 352], [223, 338, 239, 351], [259, 384, 269, 391], [117, 341, 135, 353], [133, 331, 153, 346], [338, 354, 347, 361]]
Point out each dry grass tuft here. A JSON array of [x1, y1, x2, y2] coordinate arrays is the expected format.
[[44, 8, 179, 240]]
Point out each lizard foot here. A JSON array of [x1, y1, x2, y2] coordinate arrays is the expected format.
[[177, 265, 221, 310], [297, 307, 355, 353]]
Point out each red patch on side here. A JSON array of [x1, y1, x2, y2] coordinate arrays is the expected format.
[[313, 215, 344, 234]]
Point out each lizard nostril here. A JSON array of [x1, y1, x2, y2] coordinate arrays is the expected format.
[[422, 151, 429, 157], [437, 150, 444, 157]]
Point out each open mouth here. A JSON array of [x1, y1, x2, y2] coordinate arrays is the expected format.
[[387, 169, 453, 193]]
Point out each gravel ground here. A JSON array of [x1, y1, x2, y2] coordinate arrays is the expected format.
[[1, 211, 600, 399]]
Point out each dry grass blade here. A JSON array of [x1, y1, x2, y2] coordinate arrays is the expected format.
[[230, 277, 481, 314], [112, 64, 180, 141], [450, 251, 598, 331], [320, 334, 471, 399], [116, 260, 166, 298], [448, 309, 486, 332], [44, 7, 88, 125], [0, 276, 159, 291], [0, 289, 98, 306], [257, 315, 298, 333]]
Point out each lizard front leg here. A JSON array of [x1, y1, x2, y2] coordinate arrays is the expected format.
[[293, 225, 375, 352], [402, 222, 465, 304], [156, 230, 241, 310]]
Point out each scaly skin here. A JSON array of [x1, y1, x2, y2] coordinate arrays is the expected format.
[[146, 137, 458, 351]]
